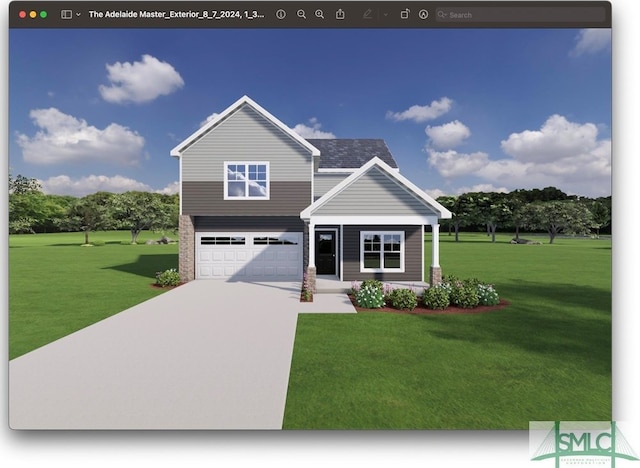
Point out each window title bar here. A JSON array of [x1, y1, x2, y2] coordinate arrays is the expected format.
[[9, 1, 611, 28]]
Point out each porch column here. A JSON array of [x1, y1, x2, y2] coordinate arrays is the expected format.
[[430, 223, 442, 285], [431, 223, 440, 268], [308, 222, 316, 268]]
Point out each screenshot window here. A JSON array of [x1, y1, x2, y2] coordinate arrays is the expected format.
[[7, 0, 615, 442]]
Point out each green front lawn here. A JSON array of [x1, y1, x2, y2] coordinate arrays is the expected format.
[[9, 231, 178, 359], [283, 233, 611, 429]]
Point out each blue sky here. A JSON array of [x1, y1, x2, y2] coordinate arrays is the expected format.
[[9, 27, 611, 198]]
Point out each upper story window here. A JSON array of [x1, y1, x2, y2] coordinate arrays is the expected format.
[[224, 162, 270, 200]]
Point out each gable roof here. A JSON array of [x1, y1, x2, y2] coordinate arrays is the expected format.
[[170, 95, 320, 158], [301, 156, 452, 220], [307, 139, 398, 170]]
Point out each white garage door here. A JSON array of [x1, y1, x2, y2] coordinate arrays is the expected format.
[[196, 232, 303, 280]]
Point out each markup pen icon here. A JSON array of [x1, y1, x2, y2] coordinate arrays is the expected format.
[[532, 421, 639, 468]]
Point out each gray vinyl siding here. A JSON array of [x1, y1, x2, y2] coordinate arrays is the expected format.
[[343, 225, 422, 281], [182, 181, 311, 216], [181, 104, 312, 182], [313, 173, 349, 199], [314, 167, 438, 216], [195, 216, 304, 232]]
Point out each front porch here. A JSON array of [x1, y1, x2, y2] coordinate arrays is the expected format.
[[315, 275, 430, 295]]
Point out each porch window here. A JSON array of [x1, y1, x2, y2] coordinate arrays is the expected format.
[[224, 162, 270, 199], [360, 231, 404, 272]]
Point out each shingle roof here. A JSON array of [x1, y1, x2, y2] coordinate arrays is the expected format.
[[306, 139, 399, 170]]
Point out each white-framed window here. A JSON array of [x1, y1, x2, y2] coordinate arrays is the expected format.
[[360, 231, 405, 272], [224, 162, 270, 199]]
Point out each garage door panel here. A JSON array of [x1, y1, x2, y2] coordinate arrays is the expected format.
[[196, 232, 302, 280], [212, 251, 224, 261]]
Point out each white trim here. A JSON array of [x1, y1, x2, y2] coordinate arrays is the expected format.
[[223, 161, 270, 200], [301, 156, 452, 220], [308, 222, 316, 268], [431, 223, 440, 268], [317, 168, 358, 174], [360, 231, 405, 273], [421, 224, 425, 283], [317, 167, 400, 174], [339, 224, 344, 281], [308, 215, 439, 226], [179, 155, 183, 215], [171, 95, 321, 158], [315, 228, 339, 276]]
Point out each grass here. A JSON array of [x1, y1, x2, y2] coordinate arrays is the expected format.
[[9, 231, 178, 360], [283, 232, 611, 429]]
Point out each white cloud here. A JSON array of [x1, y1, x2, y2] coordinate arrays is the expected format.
[[487, 115, 610, 195], [200, 112, 220, 127], [99, 54, 184, 104], [40, 175, 179, 197], [426, 114, 611, 197], [501, 114, 601, 163], [386, 97, 452, 123], [291, 117, 335, 139], [424, 184, 508, 199], [425, 120, 471, 149], [570, 29, 612, 57], [427, 149, 490, 178], [455, 183, 509, 194], [156, 181, 180, 195], [16, 108, 145, 166], [424, 188, 449, 199]]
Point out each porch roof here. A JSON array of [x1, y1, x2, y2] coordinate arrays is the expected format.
[[301, 157, 452, 222]]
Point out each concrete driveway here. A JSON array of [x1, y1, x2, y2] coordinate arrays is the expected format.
[[9, 280, 354, 430]]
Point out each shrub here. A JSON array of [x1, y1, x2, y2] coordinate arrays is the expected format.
[[477, 284, 500, 306], [382, 283, 395, 299], [350, 281, 361, 295], [423, 285, 450, 310], [155, 268, 181, 287], [449, 282, 480, 309], [90, 240, 105, 246], [388, 288, 418, 311], [360, 279, 383, 291], [356, 284, 385, 309]]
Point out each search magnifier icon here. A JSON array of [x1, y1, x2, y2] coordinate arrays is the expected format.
[[297, 9, 307, 19], [315, 9, 325, 19]]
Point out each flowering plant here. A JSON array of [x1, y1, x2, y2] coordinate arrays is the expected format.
[[155, 268, 181, 287], [356, 284, 385, 309], [477, 284, 500, 306]]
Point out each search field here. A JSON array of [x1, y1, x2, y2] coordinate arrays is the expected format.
[[435, 6, 606, 23]]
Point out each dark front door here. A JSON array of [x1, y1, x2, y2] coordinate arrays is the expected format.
[[316, 231, 336, 275]]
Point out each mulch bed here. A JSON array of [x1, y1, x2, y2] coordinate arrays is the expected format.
[[150, 283, 186, 290], [348, 294, 510, 315]]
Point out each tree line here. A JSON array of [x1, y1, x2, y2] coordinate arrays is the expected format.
[[436, 188, 611, 244], [9, 174, 179, 244], [9, 174, 611, 245]]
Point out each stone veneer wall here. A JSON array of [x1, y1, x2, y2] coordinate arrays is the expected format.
[[179, 215, 195, 282], [429, 266, 442, 286]]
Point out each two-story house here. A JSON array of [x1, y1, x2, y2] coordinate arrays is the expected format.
[[170, 96, 451, 287]]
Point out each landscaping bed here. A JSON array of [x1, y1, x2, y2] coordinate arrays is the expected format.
[[348, 294, 510, 315]]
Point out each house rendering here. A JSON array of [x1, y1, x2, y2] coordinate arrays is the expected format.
[[170, 95, 452, 287]]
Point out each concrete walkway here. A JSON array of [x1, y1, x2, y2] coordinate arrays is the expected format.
[[9, 280, 354, 430]]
